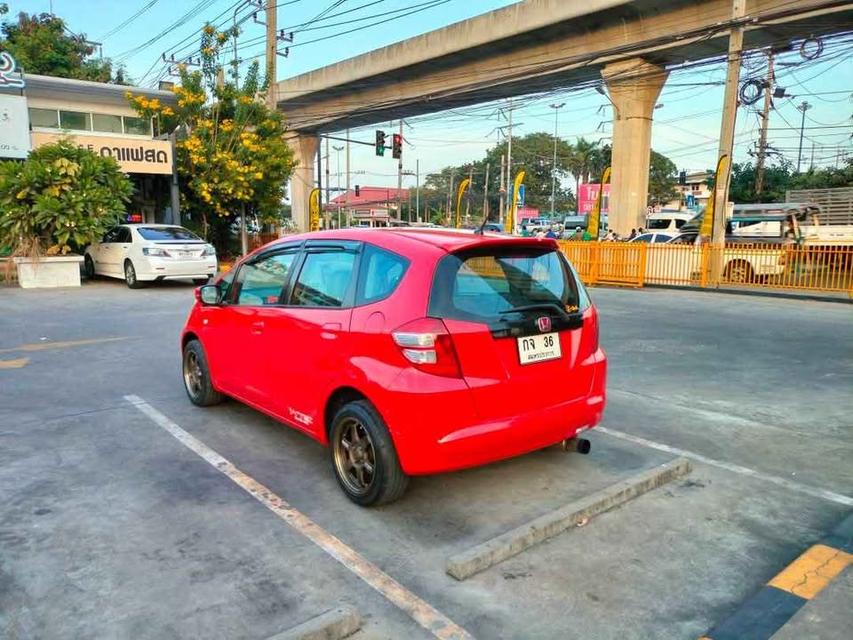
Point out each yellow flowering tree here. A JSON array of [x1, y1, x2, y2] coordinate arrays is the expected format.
[[127, 23, 294, 253]]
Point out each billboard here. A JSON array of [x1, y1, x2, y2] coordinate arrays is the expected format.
[[578, 183, 610, 214], [0, 94, 31, 159]]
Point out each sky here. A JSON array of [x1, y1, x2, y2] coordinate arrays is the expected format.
[[12, 0, 853, 196]]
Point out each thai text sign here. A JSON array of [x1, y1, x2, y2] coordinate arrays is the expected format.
[[32, 132, 172, 174]]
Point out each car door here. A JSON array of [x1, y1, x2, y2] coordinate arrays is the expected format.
[[257, 241, 360, 435], [115, 226, 133, 270], [94, 227, 121, 276], [210, 247, 301, 407]]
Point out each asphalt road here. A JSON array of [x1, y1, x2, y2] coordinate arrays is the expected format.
[[1, 279, 851, 639]]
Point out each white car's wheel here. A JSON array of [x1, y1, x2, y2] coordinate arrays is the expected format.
[[124, 260, 144, 289]]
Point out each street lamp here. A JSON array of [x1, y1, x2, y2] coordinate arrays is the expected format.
[[549, 103, 565, 216]]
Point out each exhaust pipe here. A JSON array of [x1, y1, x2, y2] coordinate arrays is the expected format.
[[561, 437, 591, 454]]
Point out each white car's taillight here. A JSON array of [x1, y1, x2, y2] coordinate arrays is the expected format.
[[202, 244, 216, 256], [392, 318, 462, 378], [142, 247, 168, 256]]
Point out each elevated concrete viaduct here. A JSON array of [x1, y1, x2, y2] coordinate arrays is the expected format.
[[276, 0, 853, 233]]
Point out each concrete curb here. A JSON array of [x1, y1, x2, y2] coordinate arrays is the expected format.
[[269, 605, 361, 640], [446, 457, 692, 581], [701, 512, 853, 640], [643, 283, 852, 304]]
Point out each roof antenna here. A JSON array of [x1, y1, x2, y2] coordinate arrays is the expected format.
[[474, 212, 489, 235]]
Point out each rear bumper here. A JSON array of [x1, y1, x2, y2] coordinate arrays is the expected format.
[[136, 257, 218, 281], [384, 350, 607, 475]]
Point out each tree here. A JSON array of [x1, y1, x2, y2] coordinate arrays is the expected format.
[[0, 139, 132, 258], [648, 150, 678, 206], [0, 11, 130, 84], [127, 24, 295, 254]]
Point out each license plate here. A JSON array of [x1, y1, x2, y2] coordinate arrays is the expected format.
[[177, 250, 196, 259], [517, 332, 562, 365]]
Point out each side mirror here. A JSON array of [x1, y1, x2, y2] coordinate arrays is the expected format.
[[196, 284, 222, 306]]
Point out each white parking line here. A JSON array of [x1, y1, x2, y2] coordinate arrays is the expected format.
[[596, 426, 853, 507], [124, 395, 473, 640]]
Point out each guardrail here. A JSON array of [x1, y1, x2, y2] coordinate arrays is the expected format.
[[559, 241, 853, 295]]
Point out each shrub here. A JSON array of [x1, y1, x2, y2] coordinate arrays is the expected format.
[[0, 139, 133, 258]]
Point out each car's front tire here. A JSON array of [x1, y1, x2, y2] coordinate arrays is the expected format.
[[330, 400, 409, 506], [182, 339, 223, 407], [124, 260, 144, 289]]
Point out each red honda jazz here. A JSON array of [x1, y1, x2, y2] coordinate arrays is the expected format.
[[181, 228, 606, 505]]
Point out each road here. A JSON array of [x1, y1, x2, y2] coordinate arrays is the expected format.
[[1, 280, 851, 639]]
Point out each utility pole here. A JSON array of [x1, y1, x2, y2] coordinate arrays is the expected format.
[[499, 154, 506, 224], [345, 128, 351, 227], [397, 119, 404, 222], [711, 0, 746, 247], [796, 101, 812, 173], [265, 0, 277, 109], [755, 51, 774, 196], [333, 145, 344, 228], [482, 162, 490, 222], [465, 165, 473, 224], [506, 99, 514, 224], [324, 137, 331, 228], [549, 103, 565, 215], [415, 159, 420, 223], [810, 142, 815, 170], [447, 171, 456, 226]]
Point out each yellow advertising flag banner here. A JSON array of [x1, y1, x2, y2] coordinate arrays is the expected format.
[[504, 170, 526, 234], [455, 178, 471, 229], [701, 154, 729, 239], [309, 188, 321, 232], [588, 166, 611, 239]]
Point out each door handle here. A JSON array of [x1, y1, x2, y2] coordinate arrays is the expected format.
[[321, 322, 341, 340], [251, 321, 265, 334]]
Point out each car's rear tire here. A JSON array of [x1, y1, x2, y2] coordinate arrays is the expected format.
[[193, 277, 210, 285], [724, 259, 754, 284], [83, 254, 95, 279], [124, 260, 144, 289], [182, 339, 223, 407], [330, 400, 408, 506]]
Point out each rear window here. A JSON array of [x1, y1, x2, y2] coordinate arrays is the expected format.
[[429, 247, 586, 321], [647, 218, 672, 230], [137, 226, 201, 241]]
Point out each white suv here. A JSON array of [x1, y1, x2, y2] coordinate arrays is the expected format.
[[84, 224, 217, 288]]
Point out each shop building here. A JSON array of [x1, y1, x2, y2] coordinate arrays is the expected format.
[[0, 64, 179, 224]]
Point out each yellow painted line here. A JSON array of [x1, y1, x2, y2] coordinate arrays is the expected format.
[[0, 336, 131, 355], [125, 395, 474, 640], [0, 357, 29, 369], [768, 544, 853, 600]]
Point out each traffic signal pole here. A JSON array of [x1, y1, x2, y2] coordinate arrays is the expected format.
[[397, 120, 403, 221]]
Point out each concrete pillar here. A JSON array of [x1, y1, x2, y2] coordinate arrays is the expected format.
[[602, 59, 668, 236], [286, 134, 318, 232]]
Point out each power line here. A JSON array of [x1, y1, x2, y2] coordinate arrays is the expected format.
[[99, 0, 161, 41]]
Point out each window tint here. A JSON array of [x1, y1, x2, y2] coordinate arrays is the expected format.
[[93, 113, 123, 133], [29, 108, 59, 128], [675, 219, 687, 228], [634, 234, 654, 242], [234, 253, 297, 306], [137, 226, 201, 241], [117, 227, 132, 243], [647, 219, 671, 230], [102, 228, 121, 243], [59, 110, 91, 131], [291, 251, 356, 308], [357, 245, 408, 304], [124, 116, 151, 136], [430, 248, 580, 321]]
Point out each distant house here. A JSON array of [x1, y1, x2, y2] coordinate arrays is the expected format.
[[327, 187, 409, 227], [668, 170, 713, 210]]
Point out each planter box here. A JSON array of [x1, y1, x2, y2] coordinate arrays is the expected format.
[[14, 255, 84, 289]]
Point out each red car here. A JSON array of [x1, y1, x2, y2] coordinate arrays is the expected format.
[[181, 229, 606, 505]]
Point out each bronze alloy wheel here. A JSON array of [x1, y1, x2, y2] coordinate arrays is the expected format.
[[183, 348, 204, 399], [333, 417, 377, 496]]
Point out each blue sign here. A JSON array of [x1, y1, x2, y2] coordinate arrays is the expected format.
[[518, 184, 525, 207]]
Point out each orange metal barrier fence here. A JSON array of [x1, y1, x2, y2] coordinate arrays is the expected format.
[[559, 241, 853, 295]]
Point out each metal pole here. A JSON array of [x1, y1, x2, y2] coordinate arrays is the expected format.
[[333, 145, 344, 228], [324, 137, 330, 229], [796, 101, 812, 173], [169, 130, 181, 225], [483, 162, 490, 222], [755, 51, 773, 196], [711, 0, 745, 247], [506, 99, 513, 221], [397, 119, 404, 221], [345, 128, 351, 227], [499, 153, 506, 224], [415, 159, 420, 223]]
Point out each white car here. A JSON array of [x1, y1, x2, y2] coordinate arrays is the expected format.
[[84, 224, 217, 288], [629, 232, 674, 243]]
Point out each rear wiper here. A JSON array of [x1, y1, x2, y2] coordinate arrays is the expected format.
[[498, 303, 569, 318]]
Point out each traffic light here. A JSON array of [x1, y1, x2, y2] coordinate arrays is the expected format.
[[392, 133, 402, 159], [354, 185, 360, 197], [375, 130, 386, 156], [679, 170, 687, 185]]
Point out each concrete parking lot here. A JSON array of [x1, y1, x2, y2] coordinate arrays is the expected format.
[[1, 280, 851, 639]]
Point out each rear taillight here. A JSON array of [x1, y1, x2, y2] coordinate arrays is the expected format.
[[392, 318, 462, 378]]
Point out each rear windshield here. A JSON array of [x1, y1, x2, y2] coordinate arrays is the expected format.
[[137, 226, 201, 241], [429, 247, 587, 321], [647, 218, 673, 229]]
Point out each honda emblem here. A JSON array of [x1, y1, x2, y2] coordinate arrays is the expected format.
[[537, 316, 552, 333]]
